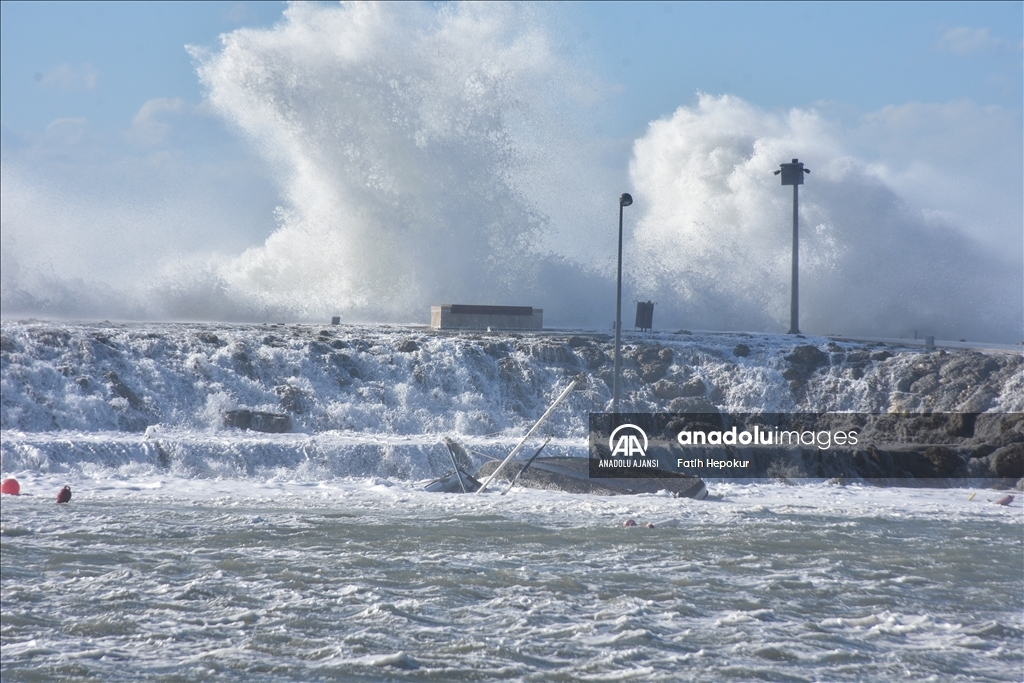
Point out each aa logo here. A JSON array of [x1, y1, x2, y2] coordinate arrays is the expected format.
[[609, 424, 648, 457]]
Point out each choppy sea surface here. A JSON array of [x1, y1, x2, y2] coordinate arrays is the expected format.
[[2, 476, 1022, 682], [2, 322, 1022, 680]]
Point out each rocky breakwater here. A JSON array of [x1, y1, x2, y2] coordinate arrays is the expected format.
[[573, 334, 1022, 487], [2, 322, 1020, 477], [697, 412, 1023, 488], [225, 329, 1018, 439], [551, 333, 1021, 415]]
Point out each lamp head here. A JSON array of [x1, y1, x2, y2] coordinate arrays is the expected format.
[[619, 193, 633, 207], [777, 159, 808, 186]]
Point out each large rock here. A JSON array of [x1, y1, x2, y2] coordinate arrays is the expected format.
[[921, 446, 962, 478], [521, 342, 577, 365], [783, 345, 830, 391], [678, 377, 707, 397], [668, 396, 718, 413], [640, 361, 671, 383], [104, 371, 146, 411], [197, 332, 225, 347], [990, 443, 1024, 479], [944, 413, 977, 438], [231, 350, 259, 380], [396, 339, 419, 353], [223, 410, 292, 433], [274, 385, 307, 414], [575, 346, 607, 369], [653, 380, 681, 400], [785, 345, 829, 370], [636, 346, 672, 364]]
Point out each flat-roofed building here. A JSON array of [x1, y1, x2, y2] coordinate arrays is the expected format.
[[431, 304, 543, 330]]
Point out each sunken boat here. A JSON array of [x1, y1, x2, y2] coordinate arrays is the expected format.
[[424, 440, 707, 499], [423, 374, 708, 500]]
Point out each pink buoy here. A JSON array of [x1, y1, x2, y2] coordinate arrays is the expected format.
[[623, 519, 637, 527], [994, 494, 1014, 506], [56, 486, 72, 504], [1, 478, 19, 495]]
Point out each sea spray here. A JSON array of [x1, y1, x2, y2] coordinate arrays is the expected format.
[[0, 3, 1019, 341], [191, 1, 606, 323], [626, 94, 1021, 342]]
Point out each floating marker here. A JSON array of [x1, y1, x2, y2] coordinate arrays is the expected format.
[[1, 478, 20, 495]]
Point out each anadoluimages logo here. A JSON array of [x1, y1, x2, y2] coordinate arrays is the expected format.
[[608, 424, 648, 457]]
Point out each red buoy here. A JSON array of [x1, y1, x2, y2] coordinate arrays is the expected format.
[[1, 478, 19, 495], [56, 485, 72, 504]]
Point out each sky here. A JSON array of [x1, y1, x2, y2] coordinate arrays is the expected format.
[[3, 2, 1021, 137], [1, 1, 1021, 341]]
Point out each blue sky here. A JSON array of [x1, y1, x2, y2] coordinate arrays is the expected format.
[[1, 1, 1021, 338], [2, 2, 1020, 135]]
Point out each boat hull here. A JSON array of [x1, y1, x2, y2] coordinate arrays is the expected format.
[[476, 457, 708, 499]]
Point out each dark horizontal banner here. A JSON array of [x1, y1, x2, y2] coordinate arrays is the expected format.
[[588, 413, 1023, 480], [448, 304, 533, 316]]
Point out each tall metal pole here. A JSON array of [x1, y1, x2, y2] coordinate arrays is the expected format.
[[789, 183, 800, 334], [612, 193, 632, 414], [613, 203, 624, 413], [775, 159, 808, 335]]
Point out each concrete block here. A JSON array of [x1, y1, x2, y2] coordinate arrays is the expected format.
[[431, 304, 543, 330]]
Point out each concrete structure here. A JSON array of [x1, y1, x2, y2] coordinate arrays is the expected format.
[[431, 304, 542, 330]]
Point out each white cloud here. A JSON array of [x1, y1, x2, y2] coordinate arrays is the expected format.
[[936, 26, 1014, 55], [36, 62, 99, 91], [126, 98, 187, 147], [223, 2, 273, 26], [43, 118, 90, 146]]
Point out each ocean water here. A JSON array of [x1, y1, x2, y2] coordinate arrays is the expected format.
[[2, 476, 1021, 682], [2, 321, 1022, 680]]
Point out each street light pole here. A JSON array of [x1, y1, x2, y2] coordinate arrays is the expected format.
[[774, 159, 810, 335], [790, 181, 799, 335], [613, 192, 632, 414]]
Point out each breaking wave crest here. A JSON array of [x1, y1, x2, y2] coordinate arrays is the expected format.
[[626, 95, 1021, 342], [1, 3, 1019, 342], [189, 2, 605, 323]]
